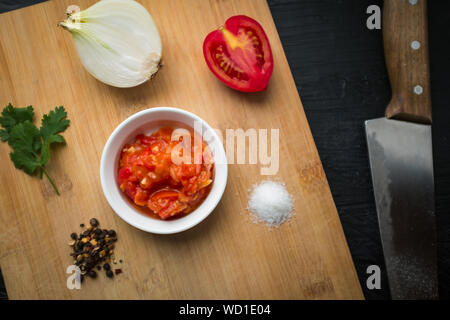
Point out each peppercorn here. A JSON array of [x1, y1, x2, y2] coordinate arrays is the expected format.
[[89, 218, 99, 227], [69, 219, 121, 284], [108, 230, 116, 237]]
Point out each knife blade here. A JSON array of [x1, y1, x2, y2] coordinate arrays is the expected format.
[[364, 0, 438, 299]]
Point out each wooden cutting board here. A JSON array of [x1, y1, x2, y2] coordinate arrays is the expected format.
[[0, 0, 363, 299]]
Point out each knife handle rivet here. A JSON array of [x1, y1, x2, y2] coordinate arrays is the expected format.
[[414, 85, 423, 95], [411, 41, 421, 50], [409, 0, 418, 5]]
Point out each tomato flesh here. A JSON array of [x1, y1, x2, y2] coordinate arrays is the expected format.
[[203, 15, 274, 92], [118, 127, 214, 220]]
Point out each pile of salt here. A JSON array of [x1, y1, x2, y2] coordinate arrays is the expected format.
[[248, 180, 293, 227]]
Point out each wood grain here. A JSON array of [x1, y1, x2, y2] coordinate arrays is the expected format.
[[0, 0, 362, 299], [383, 0, 432, 124]]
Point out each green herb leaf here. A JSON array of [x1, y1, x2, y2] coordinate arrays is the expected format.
[[40, 106, 70, 143], [8, 121, 42, 174], [40, 134, 66, 167], [0, 104, 70, 195], [0, 103, 34, 141], [39, 107, 69, 168]]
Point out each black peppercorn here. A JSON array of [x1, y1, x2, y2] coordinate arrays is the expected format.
[[69, 219, 120, 284], [108, 230, 116, 237], [89, 218, 99, 227]]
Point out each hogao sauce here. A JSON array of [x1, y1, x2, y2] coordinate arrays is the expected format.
[[118, 125, 214, 220]]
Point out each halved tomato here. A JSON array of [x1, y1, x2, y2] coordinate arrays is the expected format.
[[203, 15, 274, 92]]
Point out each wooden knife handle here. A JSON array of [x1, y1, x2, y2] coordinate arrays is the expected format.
[[383, 0, 432, 124]]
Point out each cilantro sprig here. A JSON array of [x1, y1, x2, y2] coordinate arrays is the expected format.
[[0, 103, 70, 195]]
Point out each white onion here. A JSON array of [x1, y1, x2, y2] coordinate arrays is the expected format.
[[60, 0, 162, 88]]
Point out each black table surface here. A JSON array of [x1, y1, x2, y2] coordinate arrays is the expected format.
[[0, 0, 449, 300]]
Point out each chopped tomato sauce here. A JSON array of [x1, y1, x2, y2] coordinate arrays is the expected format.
[[118, 127, 214, 220]]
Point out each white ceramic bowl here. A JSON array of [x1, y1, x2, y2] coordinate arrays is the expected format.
[[100, 107, 228, 234]]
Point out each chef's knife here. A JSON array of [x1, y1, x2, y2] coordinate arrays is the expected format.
[[365, 0, 438, 299]]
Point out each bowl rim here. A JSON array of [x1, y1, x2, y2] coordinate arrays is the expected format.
[[100, 107, 228, 234]]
